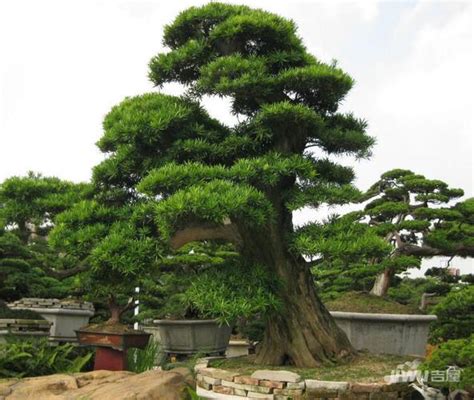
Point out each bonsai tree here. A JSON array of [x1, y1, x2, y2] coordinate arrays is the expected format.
[[91, 3, 375, 366], [359, 169, 473, 296], [49, 199, 161, 325], [294, 213, 392, 300]]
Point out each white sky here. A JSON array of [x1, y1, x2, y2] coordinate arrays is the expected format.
[[0, 0, 473, 273]]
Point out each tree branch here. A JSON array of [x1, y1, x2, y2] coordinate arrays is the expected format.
[[395, 242, 474, 258], [169, 222, 243, 250], [43, 262, 89, 279]]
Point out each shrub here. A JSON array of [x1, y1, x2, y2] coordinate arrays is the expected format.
[[127, 340, 162, 373], [0, 337, 93, 378], [430, 285, 474, 343], [422, 335, 474, 391]]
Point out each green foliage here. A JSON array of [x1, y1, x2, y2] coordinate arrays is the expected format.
[[387, 277, 451, 308], [127, 340, 162, 373], [430, 285, 474, 343], [0, 338, 93, 378], [0, 172, 89, 238], [183, 263, 282, 325], [294, 215, 392, 297], [422, 335, 474, 391], [155, 180, 274, 239]]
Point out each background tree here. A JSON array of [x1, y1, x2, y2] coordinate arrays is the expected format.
[[0, 173, 90, 301], [359, 169, 472, 296], [90, 2, 376, 366], [294, 213, 392, 300]]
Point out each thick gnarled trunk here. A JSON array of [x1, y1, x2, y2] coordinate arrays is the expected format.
[[238, 210, 354, 367], [255, 258, 354, 366]]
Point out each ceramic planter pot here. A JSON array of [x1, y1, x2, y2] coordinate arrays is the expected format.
[[152, 319, 232, 355]]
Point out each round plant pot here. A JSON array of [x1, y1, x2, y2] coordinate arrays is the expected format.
[[153, 319, 232, 355]]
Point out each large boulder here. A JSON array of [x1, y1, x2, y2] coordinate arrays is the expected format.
[[0, 368, 193, 400]]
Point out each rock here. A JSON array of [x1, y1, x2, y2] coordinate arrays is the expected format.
[[259, 380, 285, 389], [286, 381, 305, 390], [199, 367, 240, 381], [251, 370, 301, 383], [2, 369, 192, 400], [351, 382, 382, 393], [305, 379, 349, 392], [234, 375, 259, 385]]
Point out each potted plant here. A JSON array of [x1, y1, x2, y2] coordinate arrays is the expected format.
[[49, 202, 158, 370], [140, 246, 281, 357]]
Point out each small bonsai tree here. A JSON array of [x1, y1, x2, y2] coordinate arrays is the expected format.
[[49, 200, 159, 324]]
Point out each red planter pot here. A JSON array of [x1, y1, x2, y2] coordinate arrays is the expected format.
[[76, 325, 151, 371]]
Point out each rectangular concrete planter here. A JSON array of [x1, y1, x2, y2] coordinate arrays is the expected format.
[[330, 311, 437, 356], [0, 319, 51, 343], [8, 298, 95, 343], [225, 339, 254, 358], [153, 319, 232, 355], [12, 307, 94, 343]]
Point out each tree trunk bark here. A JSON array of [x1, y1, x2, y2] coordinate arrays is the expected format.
[[255, 259, 354, 366], [238, 211, 354, 367], [370, 268, 392, 297]]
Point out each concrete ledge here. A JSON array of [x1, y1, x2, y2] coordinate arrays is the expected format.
[[330, 311, 437, 322]]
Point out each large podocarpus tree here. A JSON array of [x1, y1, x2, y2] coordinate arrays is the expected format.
[[95, 3, 375, 366]]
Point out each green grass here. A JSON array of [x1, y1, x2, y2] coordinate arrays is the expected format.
[[209, 352, 418, 382], [325, 291, 421, 314]]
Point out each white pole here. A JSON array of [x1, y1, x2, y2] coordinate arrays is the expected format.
[[134, 286, 140, 330]]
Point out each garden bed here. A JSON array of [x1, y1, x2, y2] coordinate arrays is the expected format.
[[325, 292, 422, 314], [196, 354, 417, 399], [207, 353, 417, 382]]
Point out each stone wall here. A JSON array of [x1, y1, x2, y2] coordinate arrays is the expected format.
[[195, 359, 414, 400]]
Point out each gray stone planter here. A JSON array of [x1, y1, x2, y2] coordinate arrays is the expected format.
[[9, 298, 94, 343], [0, 319, 51, 343], [330, 311, 437, 357], [153, 319, 232, 355], [225, 339, 254, 358]]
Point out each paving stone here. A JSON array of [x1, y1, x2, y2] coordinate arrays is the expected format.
[[234, 388, 247, 396], [196, 380, 212, 390], [234, 375, 259, 385], [259, 380, 285, 389], [286, 381, 305, 390], [273, 388, 304, 396], [247, 392, 274, 399], [251, 370, 301, 383], [221, 380, 247, 390], [305, 379, 349, 392], [213, 385, 234, 395], [351, 383, 383, 393], [202, 375, 221, 385]]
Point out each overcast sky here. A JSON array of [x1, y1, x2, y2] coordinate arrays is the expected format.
[[0, 0, 472, 272]]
